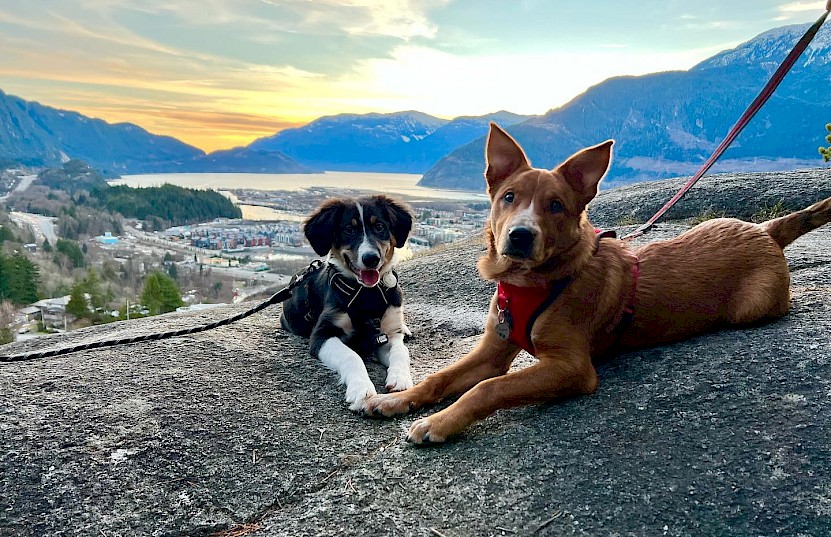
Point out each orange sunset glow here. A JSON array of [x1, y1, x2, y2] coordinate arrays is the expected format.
[[1, 1, 826, 151]]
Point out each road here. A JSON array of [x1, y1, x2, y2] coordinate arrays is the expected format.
[[0, 174, 37, 202], [9, 211, 57, 244]]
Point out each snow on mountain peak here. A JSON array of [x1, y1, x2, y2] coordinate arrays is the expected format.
[[694, 22, 831, 71]]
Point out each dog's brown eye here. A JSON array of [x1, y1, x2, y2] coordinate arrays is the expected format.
[[374, 222, 385, 233], [550, 200, 563, 213], [344, 225, 357, 236], [503, 192, 514, 203]]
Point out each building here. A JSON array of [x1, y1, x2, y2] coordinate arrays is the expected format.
[[95, 232, 119, 245], [31, 296, 74, 329]]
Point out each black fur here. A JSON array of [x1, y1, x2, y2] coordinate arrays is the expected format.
[[280, 195, 413, 358], [281, 266, 404, 357]]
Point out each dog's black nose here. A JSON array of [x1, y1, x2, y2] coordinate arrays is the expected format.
[[362, 252, 381, 268], [505, 227, 535, 258]]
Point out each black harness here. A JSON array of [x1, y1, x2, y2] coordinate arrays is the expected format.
[[327, 266, 402, 351], [289, 264, 403, 356]]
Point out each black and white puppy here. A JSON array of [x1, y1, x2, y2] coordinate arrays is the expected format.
[[280, 195, 415, 411]]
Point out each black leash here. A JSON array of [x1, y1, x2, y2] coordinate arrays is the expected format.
[[0, 259, 325, 363], [621, 2, 831, 241]]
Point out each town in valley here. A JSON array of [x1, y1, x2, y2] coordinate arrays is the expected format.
[[0, 164, 490, 342]]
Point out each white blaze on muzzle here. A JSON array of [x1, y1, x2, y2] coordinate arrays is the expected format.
[[354, 202, 382, 286]]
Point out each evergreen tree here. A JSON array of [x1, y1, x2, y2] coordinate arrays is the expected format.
[[82, 268, 112, 313], [66, 282, 89, 319], [55, 239, 85, 269], [141, 272, 184, 315], [42, 239, 53, 252], [0, 225, 15, 244], [0, 253, 40, 305]]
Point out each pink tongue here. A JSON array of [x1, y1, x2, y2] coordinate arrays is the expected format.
[[359, 269, 380, 286]]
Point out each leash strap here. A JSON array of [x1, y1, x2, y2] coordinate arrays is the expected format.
[[0, 259, 325, 363], [622, 5, 831, 241]]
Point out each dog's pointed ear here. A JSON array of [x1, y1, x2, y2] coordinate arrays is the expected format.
[[304, 199, 345, 256], [485, 123, 531, 192], [378, 195, 413, 247], [556, 140, 614, 207]]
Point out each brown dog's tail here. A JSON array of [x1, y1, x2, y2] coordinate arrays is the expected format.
[[762, 196, 831, 249]]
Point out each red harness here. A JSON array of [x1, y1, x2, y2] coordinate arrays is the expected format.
[[495, 230, 639, 356]]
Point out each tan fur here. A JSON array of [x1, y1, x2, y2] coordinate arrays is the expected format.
[[364, 123, 831, 444]]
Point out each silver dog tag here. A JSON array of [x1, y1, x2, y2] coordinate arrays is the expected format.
[[495, 308, 512, 340]]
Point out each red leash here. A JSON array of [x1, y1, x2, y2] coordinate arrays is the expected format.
[[622, 2, 831, 241]]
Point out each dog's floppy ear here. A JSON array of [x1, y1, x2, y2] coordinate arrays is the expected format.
[[556, 140, 614, 208], [304, 199, 346, 256], [378, 195, 414, 247], [485, 123, 531, 193]]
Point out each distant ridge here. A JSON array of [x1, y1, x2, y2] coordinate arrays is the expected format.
[[419, 22, 831, 191], [0, 89, 203, 174], [248, 110, 533, 173], [0, 90, 315, 175]]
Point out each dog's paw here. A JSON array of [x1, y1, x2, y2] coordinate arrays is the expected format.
[[362, 392, 412, 417], [384, 368, 413, 392], [401, 323, 413, 338], [345, 381, 377, 413], [406, 417, 447, 445]]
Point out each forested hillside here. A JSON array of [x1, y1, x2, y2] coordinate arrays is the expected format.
[[90, 184, 242, 227]]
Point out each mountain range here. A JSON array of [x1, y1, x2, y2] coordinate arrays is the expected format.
[[1, 21, 829, 187], [248, 110, 531, 173], [0, 89, 314, 175], [420, 22, 831, 189]]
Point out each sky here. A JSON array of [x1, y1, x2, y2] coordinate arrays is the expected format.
[[0, 0, 828, 152]]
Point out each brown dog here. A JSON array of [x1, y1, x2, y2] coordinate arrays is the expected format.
[[363, 123, 831, 444]]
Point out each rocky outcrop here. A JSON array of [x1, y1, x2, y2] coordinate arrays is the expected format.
[[588, 168, 831, 227], [2, 174, 830, 536]]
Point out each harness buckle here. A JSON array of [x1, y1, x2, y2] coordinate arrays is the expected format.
[[368, 318, 388, 348]]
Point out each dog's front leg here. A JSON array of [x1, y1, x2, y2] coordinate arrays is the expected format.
[[316, 337, 376, 411], [377, 305, 413, 392], [407, 352, 597, 444], [363, 328, 520, 417], [377, 333, 413, 392], [312, 314, 376, 412]]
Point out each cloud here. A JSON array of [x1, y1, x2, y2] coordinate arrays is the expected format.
[[335, 0, 447, 40], [1, 0, 799, 152], [777, 1, 826, 13], [332, 42, 734, 118]]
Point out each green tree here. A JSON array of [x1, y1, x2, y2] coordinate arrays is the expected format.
[[83, 268, 112, 314], [141, 272, 184, 315], [167, 263, 178, 281], [55, 238, 85, 269], [0, 225, 15, 244], [66, 282, 89, 319], [42, 239, 53, 253], [820, 123, 831, 162], [0, 252, 40, 305], [64, 269, 114, 323]]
